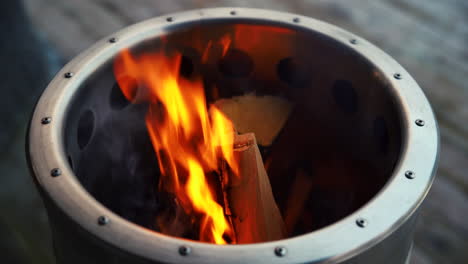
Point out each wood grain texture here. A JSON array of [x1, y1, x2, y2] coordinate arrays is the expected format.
[[226, 133, 285, 243], [21, 0, 468, 263]]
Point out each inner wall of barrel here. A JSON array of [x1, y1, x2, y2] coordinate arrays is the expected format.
[[64, 22, 402, 238]]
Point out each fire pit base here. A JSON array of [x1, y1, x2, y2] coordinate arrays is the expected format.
[[27, 7, 438, 264]]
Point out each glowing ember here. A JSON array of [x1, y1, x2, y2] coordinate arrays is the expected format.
[[114, 48, 238, 244]]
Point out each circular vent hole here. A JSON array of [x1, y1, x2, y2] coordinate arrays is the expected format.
[[180, 55, 195, 78], [110, 82, 131, 110], [67, 155, 74, 170], [219, 49, 253, 78], [332, 80, 358, 114], [77, 110, 95, 150], [111, 76, 138, 109], [373, 116, 389, 155], [277, 57, 310, 88]]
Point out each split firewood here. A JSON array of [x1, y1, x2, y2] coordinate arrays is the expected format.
[[214, 93, 293, 146], [283, 168, 314, 235], [220, 133, 286, 243]]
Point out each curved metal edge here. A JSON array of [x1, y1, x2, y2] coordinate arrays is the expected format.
[[27, 7, 439, 264], [405, 242, 414, 264]]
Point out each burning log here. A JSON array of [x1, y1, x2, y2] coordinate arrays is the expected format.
[[154, 131, 286, 244], [221, 133, 286, 243], [113, 46, 289, 244]]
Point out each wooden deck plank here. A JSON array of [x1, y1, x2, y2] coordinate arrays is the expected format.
[[23, 0, 95, 59], [44, 0, 126, 38]]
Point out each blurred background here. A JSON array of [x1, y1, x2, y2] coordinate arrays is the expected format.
[[1, 0, 467, 263]]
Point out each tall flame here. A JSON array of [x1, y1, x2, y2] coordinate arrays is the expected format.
[[114, 48, 237, 244], [113, 24, 293, 244]]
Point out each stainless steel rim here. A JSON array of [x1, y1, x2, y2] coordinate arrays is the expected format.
[[28, 7, 439, 264]]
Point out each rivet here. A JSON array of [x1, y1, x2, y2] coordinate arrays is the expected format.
[[109, 37, 117, 43], [405, 170, 415, 179], [41, 117, 51, 125], [230, 10, 237, 15], [98, 216, 110, 226], [64, 72, 74, 78], [415, 119, 425, 127], [350, 39, 358, 44], [166, 17, 173, 22], [50, 168, 61, 177], [293, 17, 300, 23], [393, 73, 402, 80], [356, 218, 368, 228], [274, 246, 287, 257], [179, 245, 191, 256]]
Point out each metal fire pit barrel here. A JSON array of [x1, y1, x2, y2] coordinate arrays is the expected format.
[[27, 8, 438, 264]]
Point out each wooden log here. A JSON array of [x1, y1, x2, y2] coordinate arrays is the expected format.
[[221, 133, 286, 243], [283, 168, 314, 234], [214, 94, 293, 146], [263, 106, 333, 212]]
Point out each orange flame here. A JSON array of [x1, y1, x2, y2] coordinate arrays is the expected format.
[[114, 48, 238, 244], [113, 24, 294, 244]]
